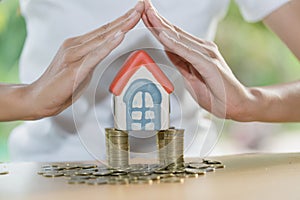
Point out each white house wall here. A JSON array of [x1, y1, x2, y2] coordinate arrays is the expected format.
[[114, 66, 170, 130]]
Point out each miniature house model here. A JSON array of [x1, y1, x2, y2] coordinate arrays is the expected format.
[[109, 50, 174, 131]]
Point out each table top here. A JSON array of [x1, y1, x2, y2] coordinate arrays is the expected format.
[[1, 153, 300, 200]]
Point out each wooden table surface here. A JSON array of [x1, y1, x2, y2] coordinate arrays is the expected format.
[[1, 153, 300, 200]]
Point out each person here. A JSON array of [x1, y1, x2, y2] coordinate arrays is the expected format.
[[5, 0, 294, 161]]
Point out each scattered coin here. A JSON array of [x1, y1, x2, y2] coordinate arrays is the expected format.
[[188, 163, 210, 169], [86, 178, 108, 185], [160, 177, 184, 184], [70, 175, 91, 180], [37, 129, 225, 186], [185, 168, 206, 175], [93, 170, 112, 176], [204, 167, 215, 172], [42, 172, 64, 178], [176, 173, 199, 178], [62, 169, 78, 177], [203, 159, 222, 165], [108, 179, 129, 185], [78, 164, 97, 169], [130, 179, 153, 185], [0, 171, 9, 175], [75, 171, 93, 176], [68, 179, 86, 184], [212, 164, 226, 169]]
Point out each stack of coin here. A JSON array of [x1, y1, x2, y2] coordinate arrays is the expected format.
[[105, 128, 129, 169], [157, 129, 184, 168]]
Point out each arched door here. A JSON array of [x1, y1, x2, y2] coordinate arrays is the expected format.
[[123, 79, 162, 131]]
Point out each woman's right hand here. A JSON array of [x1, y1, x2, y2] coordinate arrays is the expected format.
[[21, 1, 144, 120]]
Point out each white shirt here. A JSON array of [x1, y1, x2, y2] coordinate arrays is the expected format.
[[9, 0, 289, 161]]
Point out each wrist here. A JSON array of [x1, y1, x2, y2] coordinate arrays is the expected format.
[[21, 83, 50, 120], [242, 87, 274, 122], [15, 84, 40, 120], [0, 84, 35, 121], [229, 87, 267, 122]]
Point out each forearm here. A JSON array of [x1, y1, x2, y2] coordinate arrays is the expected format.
[[263, 0, 300, 61], [246, 81, 300, 122], [247, 0, 300, 122], [0, 83, 34, 121]]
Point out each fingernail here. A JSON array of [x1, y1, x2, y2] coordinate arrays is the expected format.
[[114, 31, 123, 39], [135, 0, 144, 12], [136, 0, 144, 5]]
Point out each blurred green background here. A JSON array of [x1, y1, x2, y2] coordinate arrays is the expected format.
[[0, 0, 299, 162], [0, 0, 25, 162]]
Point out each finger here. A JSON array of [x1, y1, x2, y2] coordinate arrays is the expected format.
[[65, 12, 141, 62], [153, 11, 207, 45], [145, 2, 207, 45], [166, 52, 190, 71], [142, 13, 160, 40], [146, 8, 177, 35], [73, 1, 144, 44], [167, 51, 204, 84], [144, 0, 153, 11], [159, 31, 214, 77], [146, 9, 218, 59], [74, 32, 125, 82], [53, 75, 89, 116]]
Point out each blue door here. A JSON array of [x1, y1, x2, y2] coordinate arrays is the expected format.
[[123, 79, 162, 131]]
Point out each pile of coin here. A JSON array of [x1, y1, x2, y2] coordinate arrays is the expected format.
[[105, 128, 129, 169], [37, 159, 225, 185], [37, 128, 226, 185], [157, 129, 184, 168]]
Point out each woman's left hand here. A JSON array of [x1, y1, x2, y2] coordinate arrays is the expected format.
[[142, 0, 257, 120]]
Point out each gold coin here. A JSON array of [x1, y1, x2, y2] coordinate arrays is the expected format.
[[0, 171, 9, 175]]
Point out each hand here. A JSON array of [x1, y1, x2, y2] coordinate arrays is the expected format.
[[142, 0, 255, 121], [22, 1, 145, 120]]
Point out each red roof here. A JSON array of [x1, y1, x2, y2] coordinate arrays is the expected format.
[[109, 50, 174, 96]]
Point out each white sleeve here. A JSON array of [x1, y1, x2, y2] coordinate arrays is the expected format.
[[235, 0, 291, 22]]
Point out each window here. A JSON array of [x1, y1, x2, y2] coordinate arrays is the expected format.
[[124, 79, 162, 131]]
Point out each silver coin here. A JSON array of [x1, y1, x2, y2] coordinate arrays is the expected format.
[[203, 159, 222, 165], [185, 168, 206, 175], [75, 169, 96, 176], [188, 163, 210, 169], [130, 179, 153, 185], [68, 179, 86, 184], [160, 177, 184, 184], [157, 174, 175, 179], [86, 179, 108, 185], [42, 172, 64, 178], [77, 164, 97, 169], [70, 175, 91, 180], [93, 170, 112, 176], [176, 173, 199, 178], [212, 164, 226, 169], [204, 167, 215, 172], [108, 179, 129, 185]]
